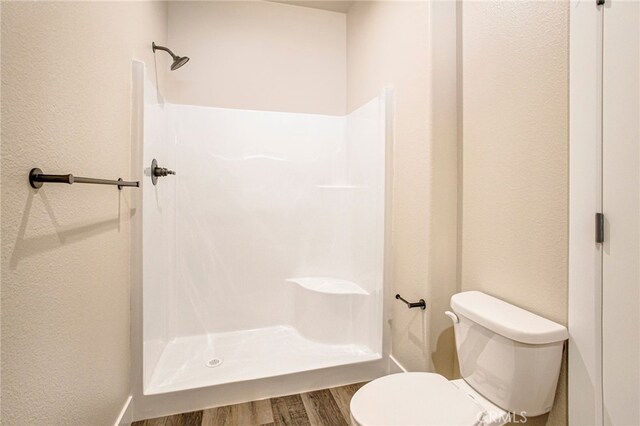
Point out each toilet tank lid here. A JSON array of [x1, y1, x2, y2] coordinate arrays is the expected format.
[[451, 291, 568, 344]]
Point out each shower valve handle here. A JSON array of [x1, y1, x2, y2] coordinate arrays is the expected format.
[[150, 158, 175, 186], [153, 167, 175, 177]]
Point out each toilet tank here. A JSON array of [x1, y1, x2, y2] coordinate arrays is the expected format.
[[450, 291, 568, 417]]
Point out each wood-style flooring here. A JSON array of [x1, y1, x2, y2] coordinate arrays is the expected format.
[[132, 382, 366, 426]]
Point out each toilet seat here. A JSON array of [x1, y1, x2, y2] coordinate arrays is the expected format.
[[350, 373, 489, 426]]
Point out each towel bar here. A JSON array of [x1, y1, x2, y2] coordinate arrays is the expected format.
[[29, 168, 139, 190]]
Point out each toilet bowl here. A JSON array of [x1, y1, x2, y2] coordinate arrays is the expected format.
[[350, 291, 568, 426]]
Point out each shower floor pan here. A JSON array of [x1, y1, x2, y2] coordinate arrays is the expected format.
[[145, 325, 380, 395]]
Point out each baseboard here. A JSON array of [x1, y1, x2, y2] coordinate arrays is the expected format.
[[114, 395, 133, 426], [389, 355, 407, 373]]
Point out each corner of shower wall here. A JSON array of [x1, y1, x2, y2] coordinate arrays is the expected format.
[[130, 59, 146, 408], [137, 62, 177, 391], [347, 89, 391, 355], [382, 87, 395, 362], [283, 92, 389, 354]]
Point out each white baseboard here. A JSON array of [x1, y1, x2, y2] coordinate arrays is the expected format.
[[114, 395, 133, 426], [389, 355, 407, 373]]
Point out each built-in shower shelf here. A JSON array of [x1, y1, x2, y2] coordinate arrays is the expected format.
[[286, 277, 369, 295], [315, 184, 368, 189]]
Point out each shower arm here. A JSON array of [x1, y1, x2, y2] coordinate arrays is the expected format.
[[152, 42, 177, 60]]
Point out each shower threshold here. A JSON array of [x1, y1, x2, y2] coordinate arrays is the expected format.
[[145, 325, 380, 395]]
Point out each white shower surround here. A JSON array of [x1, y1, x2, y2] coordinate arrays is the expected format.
[[133, 62, 392, 416]]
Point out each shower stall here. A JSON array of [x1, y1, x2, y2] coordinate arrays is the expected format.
[[133, 61, 392, 410]]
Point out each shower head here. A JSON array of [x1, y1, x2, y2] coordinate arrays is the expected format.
[[152, 42, 190, 71], [170, 56, 190, 71]]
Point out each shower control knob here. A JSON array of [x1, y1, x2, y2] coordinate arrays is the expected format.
[[150, 159, 176, 186], [153, 167, 175, 177]]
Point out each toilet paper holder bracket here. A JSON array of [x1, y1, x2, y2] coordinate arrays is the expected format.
[[395, 294, 426, 310]]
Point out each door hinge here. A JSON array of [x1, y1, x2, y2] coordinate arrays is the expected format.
[[597, 0, 605, 5], [596, 213, 605, 243]]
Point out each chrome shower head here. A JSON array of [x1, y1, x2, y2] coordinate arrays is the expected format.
[[152, 42, 190, 71]]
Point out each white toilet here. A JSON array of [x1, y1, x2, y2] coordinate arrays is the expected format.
[[350, 291, 568, 426]]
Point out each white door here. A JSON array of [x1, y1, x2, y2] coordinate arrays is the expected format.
[[602, 1, 640, 424]]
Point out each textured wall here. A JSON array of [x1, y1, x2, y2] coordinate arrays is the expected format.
[[166, 1, 347, 115], [0, 1, 570, 423], [1, 2, 167, 424], [460, 1, 569, 424], [347, 1, 459, 376]]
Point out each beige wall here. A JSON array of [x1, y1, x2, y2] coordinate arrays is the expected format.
[[349, 2, 569, 423], [0, 1, 570, 423], [166, 1, 346, 115], [460, 1, 569, 424], [1, 2, 168, 424], [347, 1, 459, 377]]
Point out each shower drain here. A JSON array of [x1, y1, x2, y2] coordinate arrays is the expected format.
[[205, 358, 223, 368]]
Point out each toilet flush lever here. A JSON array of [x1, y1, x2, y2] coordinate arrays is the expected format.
[[395, 294, 426, 310], [445, 311, 459, 324]]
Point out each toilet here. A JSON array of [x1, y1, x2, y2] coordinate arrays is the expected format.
[[350, 291, 568, 426]]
